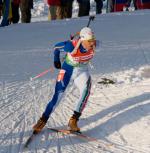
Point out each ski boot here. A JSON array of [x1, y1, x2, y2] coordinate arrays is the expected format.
[[33, 115, 48, 133], [68, 111, 81, 132]]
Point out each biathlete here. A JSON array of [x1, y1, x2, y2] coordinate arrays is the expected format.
[[33, 27, 96, 133]]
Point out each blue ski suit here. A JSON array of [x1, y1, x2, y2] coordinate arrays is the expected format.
[[43, 39, 95, 120]]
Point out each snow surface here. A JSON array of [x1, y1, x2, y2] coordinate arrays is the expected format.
[[0, 6, 150, 153]]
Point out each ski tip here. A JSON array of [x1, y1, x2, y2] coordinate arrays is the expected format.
[[24, 131, 37, 149], [24, 138, 31, 149], [24, 143, 29, 149]]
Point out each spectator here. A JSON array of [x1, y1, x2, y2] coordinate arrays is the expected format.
[[61, 0, 74, 19], [11, 0, 20, 23], [47, 0, 61, 20], [95, 0, 103, 14], [77, 0, 90, 17], [20, 0, 33, 23], [0, 0, 12, 27], [125, 0, 137, 11], [0, 0, 2, 19], [106, 0, 114, 12]]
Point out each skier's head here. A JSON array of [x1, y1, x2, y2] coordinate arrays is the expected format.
[[80, 27, 95, 41], [80, 27, 96, 50]]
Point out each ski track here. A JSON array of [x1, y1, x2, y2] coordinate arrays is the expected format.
[[0, 76, 149, 153]]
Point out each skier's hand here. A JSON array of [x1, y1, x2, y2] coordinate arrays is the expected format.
[[54, 61, 61, 69]]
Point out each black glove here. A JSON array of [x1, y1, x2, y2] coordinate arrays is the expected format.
[[54, 61, 61, 69]]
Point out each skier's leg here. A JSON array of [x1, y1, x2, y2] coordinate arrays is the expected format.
[[42, 85, 64, 116], [96, 0, 103, 14], [33, 68, 73, 133], [74, 72, 91, 113], [68, 71, 91, 131]]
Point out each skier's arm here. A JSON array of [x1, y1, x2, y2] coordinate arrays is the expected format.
[[54, 41, 66, 61], [53, 41, 68, 69], [63, 41, 74, 53], [53, 41, 74, 69]]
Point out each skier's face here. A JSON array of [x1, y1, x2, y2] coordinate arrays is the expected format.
[[82, 39, 96, 50]]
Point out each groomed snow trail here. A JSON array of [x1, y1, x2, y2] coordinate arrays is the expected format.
[[0, 75, 149, 153]]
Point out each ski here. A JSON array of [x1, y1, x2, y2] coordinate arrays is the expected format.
[[48, 128, 114, 148], [24, 131, 37, 148], [48, 128, 114, 151], [49, 128, 98, 141]]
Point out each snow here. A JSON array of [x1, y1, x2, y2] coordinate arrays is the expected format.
[[0, 2, 150, 153]]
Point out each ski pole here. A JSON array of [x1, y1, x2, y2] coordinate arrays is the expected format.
[[70, 15, 95, 40], [87, 15, 95, 27], [30, 67, 54, 81]]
